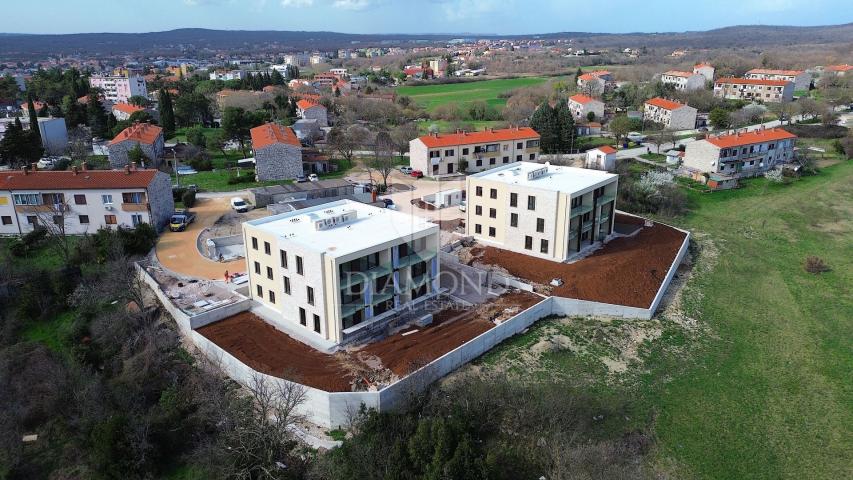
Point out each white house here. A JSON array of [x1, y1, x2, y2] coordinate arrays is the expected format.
[[568, 94, 605, 122], [693, 63, 715, 82], [585, 145, 617, 171], [643, 97, 698, 130], [660, 70, 706, 91]]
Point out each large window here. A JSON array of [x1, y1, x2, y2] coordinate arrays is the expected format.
[[122, 192, 144, 204], [264, 241, 271, 255], [475, 224, 482, 234], [256, 285, 263, 298], [74, 194, 87, 205], [104, 215, 117, 225], [12, 193, 39, 205], [266, 266, 273, 280], [1, 216, 12, 225], [283, 276, 291, 294], [41, 193, 64, 205], [131, 214, 143, 226], [251, 237, 258, 250], [475, 186, 483, 196], [102, 194, 113, 204], [489, 208, 496, 219], [475, 205, 482, 216], [268, 291, 275, 304], [540, 239, 549, 254], [489, 188, 497, 199], [254, 261, 261, 274], [299, 307, 307, 326]]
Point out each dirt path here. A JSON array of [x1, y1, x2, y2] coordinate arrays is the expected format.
[[155, 197, 247, 280]]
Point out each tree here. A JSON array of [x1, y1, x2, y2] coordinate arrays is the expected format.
[[61, 94, 87, 129], [586, 111, 596, 122], [368, 131, 395, 189], [328, 125, 369, 165], [127, 95, 149, 107], [0, 117, 43, 167], [86, 91, 109, 138], [390, 122, 419, 158], [127, 144, 146, 164], [221, 107, 267, 157], [158, 89, 176, 138], [650, 129, 676, 153], [820, 105, 839, 127], [33, 196, 75, 265], [270, 68, 285, 86], [608, 115, 633, 145], [66, 126, 92, 164], [27, 93, 41, 143], [174, 91, 210, 127], [186, 125, 207, 148], [529, 102, 559, 153], [554, 102, 576, 153], [709, 108, 731, 130]]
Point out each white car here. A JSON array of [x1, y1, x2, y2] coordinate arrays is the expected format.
[[458, 200, 467, 212], [230, 197, 250, 213], [399, 166, 413, 175], [627, 132, 646, 143], [308, 173, 319, 182]]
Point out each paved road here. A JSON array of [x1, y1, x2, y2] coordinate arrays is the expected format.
[[155, 197, 248, 280]]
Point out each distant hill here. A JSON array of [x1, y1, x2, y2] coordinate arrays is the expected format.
[[1, 24, 851, 59]]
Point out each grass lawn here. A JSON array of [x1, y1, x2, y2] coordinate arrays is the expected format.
[[639, 152, 667, 163], [398, 76, 566, 112], [416, 119, 506, 134], [21, 311, 76, 355], [477, 161, 853, 479]]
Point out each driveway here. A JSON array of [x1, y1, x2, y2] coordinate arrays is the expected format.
[[346, 168, 466, 222], [155, 197, 248, 280]]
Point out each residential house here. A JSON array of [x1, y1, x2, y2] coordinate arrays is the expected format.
[[643, 97, 698, 130], [745, 68, 811, 91], [824, 64, 853, 76], [693, 63, 715, 82], [291, 118, 321, 142], [250, 123, 303, 181], [409, 127, 540, 178], [577, 70, 614, 95], [568, 94, 605, 122], [585, 146, 617, 171], [111, 102, 145, 121], [660, 70, 706, 91], [89, 74, 147, 104], [108, 123, 165, 169], [713, 78, 794, 103], [465, 162, 619, 261], [296, 99, 328, 127], [242, 200, 440, 346], [0, 165, 173, 235]]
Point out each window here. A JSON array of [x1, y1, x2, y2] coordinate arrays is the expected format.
[[280, 250, 288, 268], [101, 194, 113, 204], [489, 208, 496, 218], [256, 285, 263, 298], [52, 215, 63, 225], [1, 216, 11, 225], [26, 216, 37, 225], [462, 148, 469, 155], [475, 159, 483, 167], [283, 276, 291, 294], [268, 291, 275, 304], [74, 194, 87, 205], [475, 224, 482, 234], [516, 142, 523, 149], [490, 188, 497, 199], [264, 241, 271, 255], [527, 195, 536, 210], [307, 286, 315, 305], [529, 153, 536, 160], [41, 193, 63, 205], [571, 196, 582, 208], [489, 158, 496, 165], [122, 192, 144, 204], [266, 266, 273, 280], [254, 261, 261, 274], [516, 154, 522, 162], [510, 213, 518, 227], [104, 215, 117, 225], [299, 308, 307, 326], [251, 237, 258, 250], [475, 186, 483, 196], [313, 314, 321, 333], [502, 144, 508, 151], [475, 205, 482, 216], [526, 139, 540, 148], [12, 193, 39, 205], [296, 256, 303, 275], [444, 149, 454, 157], [502, 156, 509, 163], [488, 226, 496, 237], [524, 236, 533, 250], [510, 193, 517, 207], [428, 150, 440, 158], [131, 214, 143, 226], [540, 239, 549, 254], [536, 218, 544, 232]]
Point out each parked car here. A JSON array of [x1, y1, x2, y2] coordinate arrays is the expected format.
[[308, 173, 319, 182], [627, 132, 646, 143], [382, 198, 396, 210], [410, 170, 424, 179], [399, 166, 413, 175], [176, 165, 198, 176], [458, 200, 467, 212], [295, 174, 308, 183], [230, 197, 250, 213], [169, 209, 196, 232]]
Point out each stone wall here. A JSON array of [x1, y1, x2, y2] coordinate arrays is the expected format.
[[255, 144, 303, 181], [147, 171, 175, 232], [108, 137, 165, 169]]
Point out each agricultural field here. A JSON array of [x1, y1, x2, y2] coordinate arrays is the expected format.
[[476, 161, 853, 479], [398, 76, 565, 112]]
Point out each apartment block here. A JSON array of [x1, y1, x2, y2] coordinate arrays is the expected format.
[[465, 162, 618, 261], [660, 70, 706, 91], [409, 127, 540, 177], [89, 74, 147, 104], [568, 94, 605, 122], [745, 68, 811, 91], [0, 165, 173, 235], [242, 200, 440, 346], [682, 128, 797, 187], [713, 78, 794, 103], [643, 97, 698, 130]]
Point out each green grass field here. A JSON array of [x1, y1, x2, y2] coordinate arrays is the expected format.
[[398, 76, 564, 112], [479, 161, 853, 479]]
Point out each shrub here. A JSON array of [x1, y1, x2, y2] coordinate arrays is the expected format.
[[226, 174, 256, 185], [764, 167, 785, 183], [172, 187, 186, 202], [181, 190, 197, 208], [117, 223, 158, 255], [804, 256, 830, 274], [21, 227, 48, 248], [188, 156, 213, 171]]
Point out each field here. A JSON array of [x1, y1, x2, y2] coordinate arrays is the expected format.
[[398, 76, 564, 112], [477, 161, 853, 479]]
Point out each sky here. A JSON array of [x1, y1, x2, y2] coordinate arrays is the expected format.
[[7, 0, 852, 35]]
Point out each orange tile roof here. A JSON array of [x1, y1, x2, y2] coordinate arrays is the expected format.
[[825, 64, 853, 72], [694, 63, 713, 68], [109, 123, 163, 145], [417, 127, 539, 148], [594, 145, 617, 154], [250, 123, 301, 149], [645, 97, 686, 110], [577, 73, 597, 81], [569, 94, 597, 104], [663, 70, 695, 78], [704, 128, 796, 149], [112, 103, 144, 115], [587, 122, 602, 127], [0, 169, 160, 191], [714, 77, 791, 86], [746, 68, 805, 76], [296, 99, 323, 110]]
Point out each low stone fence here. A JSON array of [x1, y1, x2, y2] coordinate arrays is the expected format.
[[439, 251, 534, 293]]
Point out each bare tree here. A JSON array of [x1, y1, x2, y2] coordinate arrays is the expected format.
[[650, 129, 676, 154], [66, 126, 92, 165], [368, 131, 396, 189], [327, 124, 369, 165], [389, 122, 419, 159], [70, 247, 148, 312], [33, 196, 77, 265]]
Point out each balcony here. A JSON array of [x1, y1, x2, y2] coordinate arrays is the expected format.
[[341, 302, 366, 318], [14, 204, 54, 213], [582, 220, 593, 231], [340, 262, 393, 290], [406, 272, 431, 290], [570, 203, 592, 218], [371, 291, 395, 305], [598, 211, 611, 224], [121, 202, 149, 212], [397, 250, 437, 269], [597, 193, 616, 205]]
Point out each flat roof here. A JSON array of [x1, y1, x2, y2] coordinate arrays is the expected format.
[[245, 199, 437, 257], [470, 162, 617, 194]]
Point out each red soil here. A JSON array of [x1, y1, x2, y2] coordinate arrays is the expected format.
[[437, 218, 465, 232], [473, 215, 687, 308], [411, 198, 437, 211], [197, 312, 353, 392], [361, 291, 542, 376]]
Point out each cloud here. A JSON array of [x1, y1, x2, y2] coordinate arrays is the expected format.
[[281, 0, 314, 6], [435, 0, 504, 21], [332, 0, 372, 10]]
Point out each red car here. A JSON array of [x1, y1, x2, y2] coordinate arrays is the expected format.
[[410, 170, 424, 179]]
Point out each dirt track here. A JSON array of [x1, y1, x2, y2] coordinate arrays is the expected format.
[[471, 214, 687, 308]]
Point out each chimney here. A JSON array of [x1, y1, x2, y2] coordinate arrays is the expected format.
[[72, 165, 79, 175], [131, 161, 138, 171], [124, 164, 131, 175], [81, 161, 88, 171]]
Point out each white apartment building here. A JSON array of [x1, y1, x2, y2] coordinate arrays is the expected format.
[[284, 54, 310, 67], [568, 94, 605, 122], [713, 78, 794, 103], [209, 70, 246, 81], [745, 68, 811, 91], [409, 127, 540, 178], [329, 68, 348, 76], [682, 128, 797, 187], [0, 166, 174, 235], [643, 97, 698, 130], [660, 70, 706, 91], [89, 74, 148, 104], [465, 162, 619, 261], [693, 63, 715, 82], [242, 200, 440, 346]]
